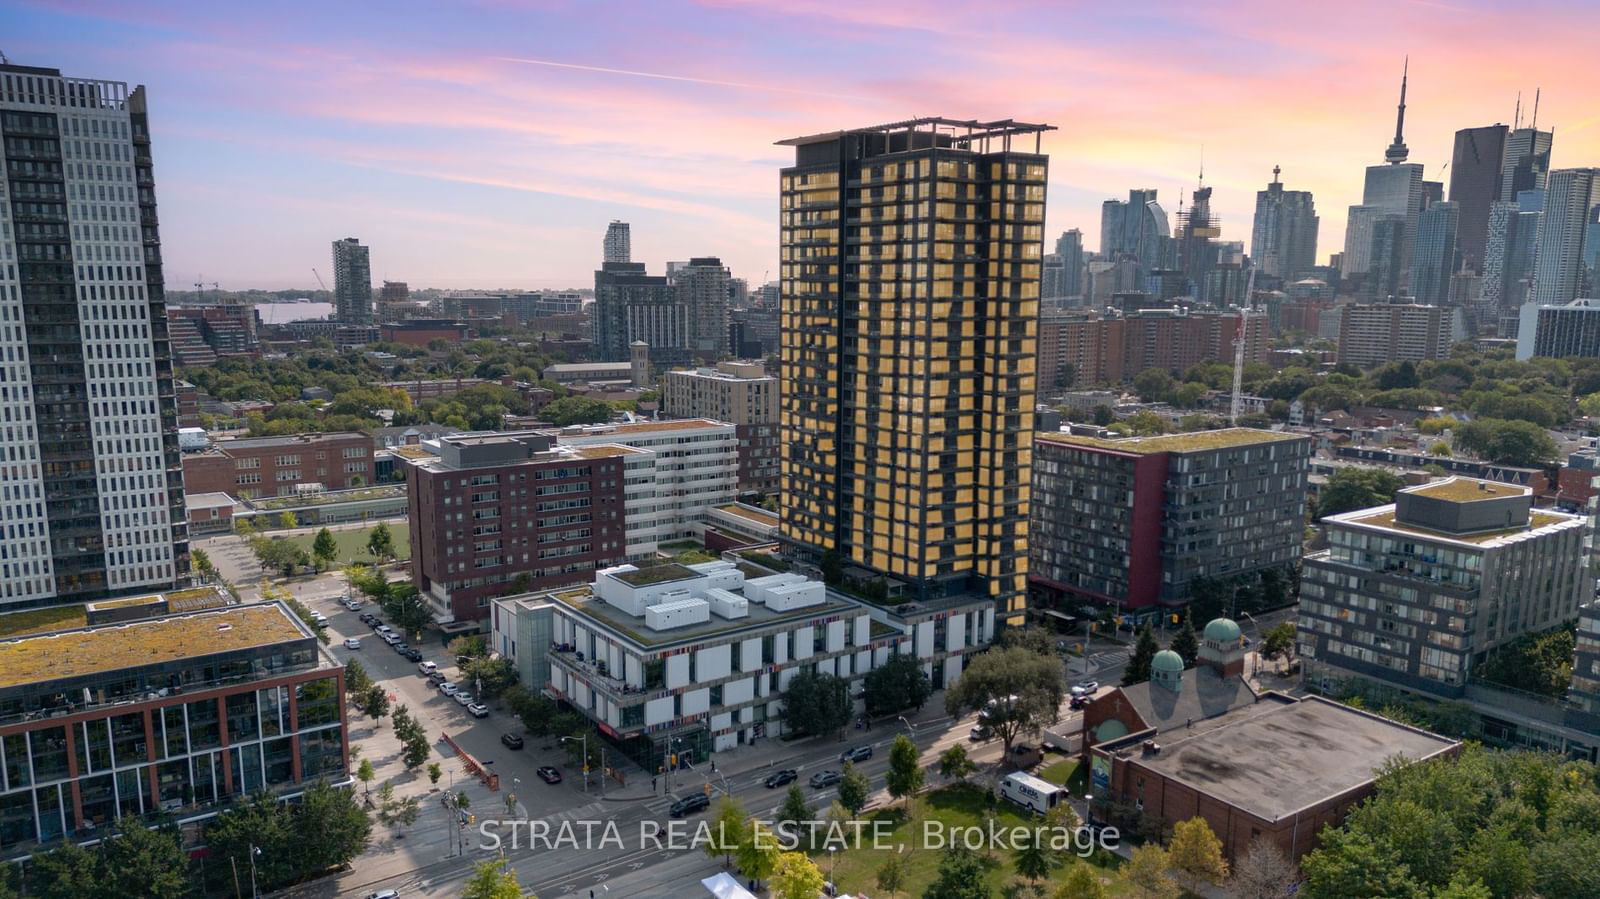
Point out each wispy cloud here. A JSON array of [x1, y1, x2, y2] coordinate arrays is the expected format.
[[494, 56, 870, 101]]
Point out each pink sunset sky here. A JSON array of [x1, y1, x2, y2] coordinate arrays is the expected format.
[[8, 0, 1599, 290]]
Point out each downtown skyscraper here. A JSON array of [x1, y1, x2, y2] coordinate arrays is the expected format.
[[0, 63, 188, 604], [673, 256, 732, 356], [603, 219, 631, 264], [1533, 169, 1600, 306], [1447, 124, 1508, 273], [331, 237, 372, 324], [777, 118, 1050, 622], [1250, 166, 1319, 280], [1342, 63, 1424, 286], [1055, 229, 1085, 298]]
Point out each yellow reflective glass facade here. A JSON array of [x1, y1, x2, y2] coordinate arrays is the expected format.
[[777, 122, 1048, 623]]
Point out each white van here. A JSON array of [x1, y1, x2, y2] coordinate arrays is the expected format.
[[999, 771, 1068, 815]]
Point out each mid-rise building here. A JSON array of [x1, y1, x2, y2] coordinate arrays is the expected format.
[[1532, 168, 1600, 306], [0, 596, 348, 856], [662, 362, 778, 493], [674, 257, 731, 356], [1055, 229, 1085, 298], [1337, 302, 1455, 367], [1516, 299, 1600, 360], [1482, 191, 1544, 316], [1411, 200, 1460, 305], [0, 62, 189, 604], [1447, 124, 1509, 272], [182, 432, 374, 499], [403, 432, 631, 623], [1365, 214, 1407, 301], [603, 220, 631, 264], [1041, 309, 1267, 386], [331, 237, 372, 324], [492, 558, 993, 769], [1571, 601, 1600, 716], [1030, 429, 1311, 613], [777, 117, 1050, 623], [593, 262, 690, 367], [1250, 166, 1318, 280], [1300, 477, 1589, 695]]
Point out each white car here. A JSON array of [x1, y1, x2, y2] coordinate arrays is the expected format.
[[310, 611, 328, 625], [454, 692, 474, 707], [468, 703, 489, 718], [343, 638, 362, 650], [439, 683, 459, 696], [418, 661, 438, 676]]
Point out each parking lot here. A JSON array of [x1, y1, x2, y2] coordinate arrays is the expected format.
[[295, 581, 603, 819]]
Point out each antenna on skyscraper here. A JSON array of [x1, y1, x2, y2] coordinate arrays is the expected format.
[[1531, 88, 1541, 129]]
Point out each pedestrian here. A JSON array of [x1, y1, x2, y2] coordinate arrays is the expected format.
[[651, 776, 657, 792]]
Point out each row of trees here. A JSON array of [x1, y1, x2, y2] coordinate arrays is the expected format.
[[347, 564, 429, 641]]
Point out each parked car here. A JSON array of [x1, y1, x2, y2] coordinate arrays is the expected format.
[[536, 766, 562, 784], [669, 793, 710, 818], [1070, 681, 1100, 697], [392, 642, 410, 654], [840, 745, 872, 764], [970, 724, 993, 741], [439, 683, 460, 696], [343, 638, 362, 650], [400, 648, 423, 662], [764, 769, 798, 789], [382, 633, 401, 646], [501, 734, 524, 750], [808, 770, 841, 789], [418, 661, 439, 676], [453, 692, 473, 707], [468, 703, 489, 718], [426, 671, 448, 686], [358, 613, 376, 624], [365, 891, 399, 899]]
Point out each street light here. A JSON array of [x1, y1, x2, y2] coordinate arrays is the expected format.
[[896, 715, 916, 734], [249, 845, 260, 899], [560, 734, 589, 795]]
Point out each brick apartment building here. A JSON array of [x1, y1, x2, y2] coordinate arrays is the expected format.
[[182, 432, 374, 499], [661, 361, 778, 493], [1039, 308, 1268, 389], [378, 320, 474, 347], [402, 433, 631, 623]]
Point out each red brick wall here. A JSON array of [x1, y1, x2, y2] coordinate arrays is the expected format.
[[182, 452, 235, 496]]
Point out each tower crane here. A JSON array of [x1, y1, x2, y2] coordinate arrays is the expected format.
[[312, 268, 329, 292], [1228, 265, 1260, 427]]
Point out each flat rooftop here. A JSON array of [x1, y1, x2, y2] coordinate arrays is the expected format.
[[715, 504, 779, 527], [1404, 477, 1527, 502], [554, 419, 729, 436], [1129, 696, 1457, 821], [185, 492, 236, 511], [1341, 506, 1580, 546], [0, 604, 312, 691], [610, 563, 699, 587], [1037, 428, 1305, 455], [217, 431, 368, 450], [550, 586, 862, 648]]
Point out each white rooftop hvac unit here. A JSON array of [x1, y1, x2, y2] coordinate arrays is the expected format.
[[763, 580, 824, 611], [645, 598, 710, 630], [744, 573, 808, 606], [704, 588, 748, 619]]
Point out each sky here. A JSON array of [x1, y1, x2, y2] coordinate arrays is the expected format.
[[6, 0, 1599, 291]]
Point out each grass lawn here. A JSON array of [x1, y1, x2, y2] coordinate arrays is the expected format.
[[1039, 757, 1088, 795], [0, 605, 88, 639], [820, 784, 1124, 896], [285, 522, 411, 564]]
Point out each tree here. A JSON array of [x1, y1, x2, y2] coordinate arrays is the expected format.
[[1054, 861, 1108, 899], [356, 759, 376, 797], [543, 395, 614, 426], [1169, 816, 1229, 894], [1014, 828, 1054, 883], [366, 521, 395, 561], [770, 851, 825, 899], [1260, 622, 1296, 673], [1316, 467, 1405, 519], [504, 685, 561, 737], [1126, 410, 1169, 436], [780, 670, 853, 738], [462, 861, 524, 899], [706, 797, 747, 866], [1454, 418, 1557, 466], [391, 705, 431, 769], [294, 780, 374, 881], [1168, 621, 1199, 667], [27, 841, 103, 897], [875, 850, 909, 898], [1230, 836, 1298, 899], [344, 657, 372, 697], [837, 762, 870, 818], [777, 784, 812, 837], [192, 547, 216, 581], [363, 683, 390, 723], [1473, 626, 1576, 698], [1123, 844, 1179, 899], [311, 527, 339, 569], [375, 783, 421, 828], [925, 844, 991, 899], [381, 582, 431, 641], [1123, 625, 1159, 686], [462, 656, 518, 698], [428, 762, 442, 786], [253, 537, 311, 576], [205, 792, 297, 891], [1091, 405, 1115, 426], [278, 511, 298, 531], [938, 743, 977, 783], [1134, 368, 1175, 403], [1453, 821, 1534, 899], [944, 645, 1065, 756], [885, 734, 924, 807], [736, 822, 781, 887], [862, 653, 933, 717], [235, 516, 257, 538], [98, 820, 189, 899], [1300, 827, 1421, 899]]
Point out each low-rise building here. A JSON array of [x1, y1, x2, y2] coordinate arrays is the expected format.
[[184, 492, 237, 535], [491, 559, 992, 771], [662, 362, 779, 494], [0, 599, 347, 857], [1300, 477, 1589, 696], [402, 433, 631, 624], [703, 504, 779, 552], [1030, 429, 1311, 614], [1082, 618, 1458, 862], [182, 432, 375, 499], [542, 362, 635, 385]]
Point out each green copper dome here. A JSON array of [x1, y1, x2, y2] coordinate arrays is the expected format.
[[1152, 649, 1185, 673], [1204, 618, 1242, 644]]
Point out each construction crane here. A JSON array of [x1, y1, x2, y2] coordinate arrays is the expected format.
[[1228, 265, 1260, 427], [311, 268, 329, 292]]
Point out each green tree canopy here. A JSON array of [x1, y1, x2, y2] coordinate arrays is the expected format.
[[943, 645, 1064, 755], [862, 652, 933, 717], [1316, 467, 1405, 519], [780, 670, 852, 738]]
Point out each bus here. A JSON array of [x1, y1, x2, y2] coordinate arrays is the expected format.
[[999, 771, 1069, 815]]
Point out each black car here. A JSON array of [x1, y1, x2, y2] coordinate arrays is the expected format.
[[808, 770, 841, 788], [536, 766, 562, 784], [357, 613, 376, 625], [669, 793, 710, 818], [427, 671, 448, 686], [367, 618, 385, 630], [840, 745, 873, 764], [764, 768, 798, 789], [399, 648, 423, 662], [500, 733, 524, 750]]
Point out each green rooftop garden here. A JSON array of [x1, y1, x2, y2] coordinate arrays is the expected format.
[[612, 563, 698, 587], [248, 485, 405, 510], [0, 605, 88, 640]]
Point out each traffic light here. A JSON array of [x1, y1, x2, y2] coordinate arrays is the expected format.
[[669, 753, 677, 767], [1170, 614, 1180, 624]]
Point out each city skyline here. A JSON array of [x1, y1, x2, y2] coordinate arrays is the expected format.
[[7, 1, 1599, 290]]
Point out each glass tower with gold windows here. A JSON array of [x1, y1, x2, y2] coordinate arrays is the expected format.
[[776, 118, 1052, 624]]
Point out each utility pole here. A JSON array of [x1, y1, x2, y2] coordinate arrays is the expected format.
[[562, 734, 589, 794]]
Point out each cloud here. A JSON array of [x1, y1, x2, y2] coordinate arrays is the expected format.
[[493, 56, 870, 101]]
